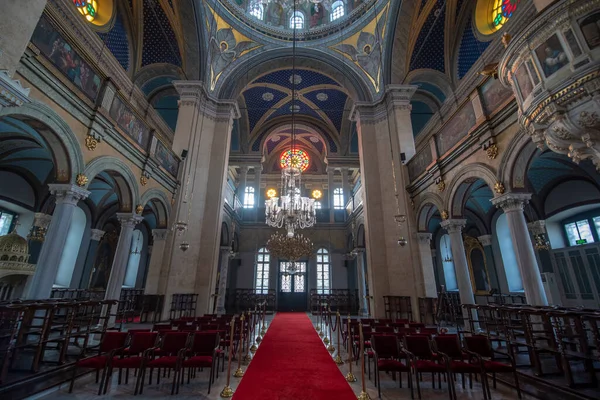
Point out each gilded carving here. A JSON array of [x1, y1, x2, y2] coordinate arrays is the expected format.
[[494, 181, 505, 194], [578, 111, 599, 128], [135, 204, 144, 215], [485, 144, 499, 159], [76, 173, 88, 187], [441, 210, 449, 220], [437, 180, 446, 193], [140, 176, 148, 186], [85, 134, 98, 151]]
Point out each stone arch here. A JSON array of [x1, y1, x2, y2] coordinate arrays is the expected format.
[[0, 101, 85, 183], [416, 192, 444, 232], [83, 156, 140, 210], [140, 188, 171, 228], [445, 163, 497, 217], [499, 128, 537, 191]]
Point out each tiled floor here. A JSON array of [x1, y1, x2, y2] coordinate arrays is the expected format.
[[34, 314, 530, 400]]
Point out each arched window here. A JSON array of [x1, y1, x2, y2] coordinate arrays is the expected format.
[[0, 210, 16, 236], [73, 0, 98, 22], [290, 11, 304, 30], [496, 213, 524, 292], [316, 248, 330, 294], [331, 1, 345, 21], [255, 247, 270, 294], [333, 188, 344, 210], [123, 230, 143, 288], [249, 3, 264, 20], [475, 0, 521, 35], [314, 201, 322, 209], [243, 186, 255, 208], [440, 234, 458, 291]]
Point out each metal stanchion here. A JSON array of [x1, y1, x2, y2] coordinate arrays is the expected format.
[[345, 315, 356, 382], [243, 308, 253, 363], [260, 301, 267, 336], [319, 302, 325, 337], [334, 311, 343, 364], [356, 322, 371, 400], [327, 308, 336, 353], [219, 316, 236, 398], [254, 304, 262, 345], [323, 307, 330, 345], [234, 313, 245, 377]]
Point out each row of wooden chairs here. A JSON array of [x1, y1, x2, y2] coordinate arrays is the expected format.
[[463, 303, 600, 389]]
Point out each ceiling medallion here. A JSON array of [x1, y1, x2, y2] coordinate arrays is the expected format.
[[316, 92, 328, 101], [309, 136, 319, 143], [289, 74, 302, 85], [262, 92, 274, 101], [271, 135, 280, 142]]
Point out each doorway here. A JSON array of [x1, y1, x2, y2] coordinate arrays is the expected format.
[[277, 261, 308, 311]]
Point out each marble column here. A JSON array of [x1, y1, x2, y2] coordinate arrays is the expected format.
[[355, 248, 369, 316], [477, 234, 501, 292], [215, 246, 233, 315], [417, 233, 438, 298], [144, 229, 168, 294], [327, 167, 335, 223], [491, 193, 548, 305], [440, 219, 476, 322], [341, 167, 350, 211], [160, 82, 238, 317], [254, 166, 262, 221], [104, 213, 143, 301], [350, 85, 422, 318], [27, 184, 90, 299]]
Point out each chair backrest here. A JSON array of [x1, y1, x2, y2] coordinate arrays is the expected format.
[[127, 328, 151, 336], [100, 331, 128, 353], [433, 335, 463, 359], [377, 319, 392, 325], [201, 323, 219, 331], [464, 335, 493, 358], [409, 322, 425, 329], [128, 332, 159, 354], [152, 323, 172, 331], [372, 334, 400, 359], [191, 332, 220, 356], [404, 335, 434, 359], [374, 326, 394, 334], [160, 332, 190, 354]]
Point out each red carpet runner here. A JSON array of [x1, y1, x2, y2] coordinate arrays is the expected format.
[[233, 312, 356, 400]]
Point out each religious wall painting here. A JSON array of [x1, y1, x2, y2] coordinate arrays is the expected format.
[[30, 15, 102, 100], [331, 3, 388, 93], [206, 3, 261, 91], [109, 96, 151, 151], [534, 34, 569, 78], [480, 77, 513, 115], [435, 102, 476, 156], [407, 146, 433, 181], [155, 140, 180, 177], [580, 12, 600, 50], [88, 229, 118, 290], [514, 62, 534, 100], [464, 236, 491, 295]]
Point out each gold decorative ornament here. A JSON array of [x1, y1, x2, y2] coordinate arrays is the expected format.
[[85, 134, 98, 151], [140, 176, 148, 186], [494, 182, 505, 194], [479, 62, 499, 79], [441, 210, 449, 220], [501, 33, 512, 48], [486, 144, 499, 159], [334, 354, 344, 365], [312, 189, 322, 199], [357, 391, 372, 400], [266, 188, 277, 199], [437, 180, 446, 193], [135, 204, 144, 215], [219, 385, 234, 398], [76, 173, 88, 187], [346, 371, 357, 382]]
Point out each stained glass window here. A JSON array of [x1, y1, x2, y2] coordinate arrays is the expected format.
[[280, 149, 310, 172], [73, 0, 98, 22], [316, 248, 330, 294], [491, 0, 520, 31], [290, 11, 304, 30], [255, 247, 270, 294], [331, 1, 345, 21]]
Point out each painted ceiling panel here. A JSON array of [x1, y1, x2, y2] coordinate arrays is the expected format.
[[303, 89, 347, 132], [266, 101, 323, 124], [0, 118, 46, 144], [141, 76, 176, 96], [97, 8, 130, 71], [243, 87, 288, 133], [141, 0, 181, 67], [7, 159, 54, 184], [457, 16, 490, 79], [254, 70, 340, 90], [528, 154, 574, 194], [411, 101, 433, 137], [412, 81, 446, 103], [410, 0, 446, 72]]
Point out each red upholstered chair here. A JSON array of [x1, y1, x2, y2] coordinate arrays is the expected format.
[[371, 334, 413, 399], [403, 335, 452, 399], [464, 335, 522, 399], [433, 335, 487, 399], [374, 326, 394, 334], [409, 322, 426, 331], [140, 332, 190, 395], [182, 332, 220, 394], [376, 318, 392, 325], [152, 323, 172, 331], [104, 332, 159, 394], [68, 331, 128, 395]]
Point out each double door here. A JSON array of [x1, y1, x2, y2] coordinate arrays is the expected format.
[[277, 261, 307, 311]]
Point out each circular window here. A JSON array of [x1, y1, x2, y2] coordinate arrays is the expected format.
[[73, 0, 114, 28], [475, 0, 521, 35], [280, 149, 310, 172]]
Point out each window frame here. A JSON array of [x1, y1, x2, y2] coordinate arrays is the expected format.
[[243, 186, 255, 208], [333, 188, 344, 210], [330, 1, 345, 21], [249, 2, 264, 20], [255, 247, 270, 294], [564, 219, 595, 246], [290, 11, 304, 30], [0, 209, 17, 236], [316, 248, 331, 294]]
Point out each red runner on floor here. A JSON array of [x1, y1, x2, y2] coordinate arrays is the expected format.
[[233, 312, 356, 400]]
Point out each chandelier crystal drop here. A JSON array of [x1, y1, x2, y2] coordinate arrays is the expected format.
[[266, 232, 314, 275]]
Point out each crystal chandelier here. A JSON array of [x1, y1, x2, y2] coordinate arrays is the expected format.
[[264, 0, 316, 238], [266, 232, 313, 274]]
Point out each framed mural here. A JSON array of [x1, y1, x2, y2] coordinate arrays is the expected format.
[[30, 15, 102, 100], [435, 103, 476, 156], [480, 77, 513, 115], [514, 62, 534, 100], [534, 34, 569, 78], [109, 96, 151, 151], [155, 140, 180, 177], [579, 12, 600, 50], [465, 236, 491, 295]]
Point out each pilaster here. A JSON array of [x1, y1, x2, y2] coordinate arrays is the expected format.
[[144, 229, 168, 294], [417, 232, 437, 298]]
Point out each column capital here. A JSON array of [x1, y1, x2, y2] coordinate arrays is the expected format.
[[417, 232, 433, 244], [48, 184, 90, 205], [173, 81, 240, 120], [32, 213, 52, 229], [527, 220, 546, 235], [440, 219, 467, 234], [491, 192, 532, 212], [384, 84, 418, 108], [477, 235, 493, 247], [353, 247, 366, 254], [90, 229, 105, 241], [152, 229, 168, 241], [116, 213, 144, 228]]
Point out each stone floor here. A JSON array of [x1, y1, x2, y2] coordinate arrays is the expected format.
[[32, 314, 532, 400]]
